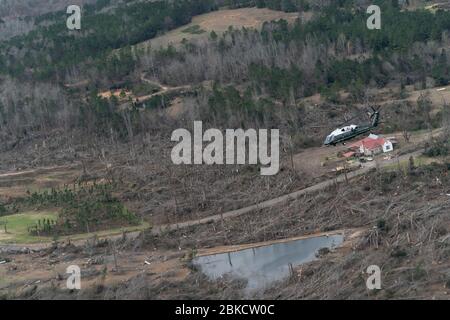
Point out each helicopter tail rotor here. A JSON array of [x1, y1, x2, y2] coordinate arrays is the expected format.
[[370, 106, 381, 127], [368, 105, 381, 118]]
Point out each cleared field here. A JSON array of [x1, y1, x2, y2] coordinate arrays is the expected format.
[[139, 7, 301, 49], [0, 211, 58, 244], [0, 165, 82, 199], [0, 210, 150, 245], [0, 164, 150, 245]]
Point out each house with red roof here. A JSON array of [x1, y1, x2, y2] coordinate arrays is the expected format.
[[349, 134, 393, 156]]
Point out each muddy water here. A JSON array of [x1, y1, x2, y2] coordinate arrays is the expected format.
[[193, 234, 344, 292]]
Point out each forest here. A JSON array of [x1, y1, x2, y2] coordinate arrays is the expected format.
[[0, 0, 218, 80], [0, 0, 449, 148], [2, 0, 450, 302]]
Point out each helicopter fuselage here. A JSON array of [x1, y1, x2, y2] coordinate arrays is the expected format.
[[323, 124, 373, 146], [324, 111, 380, 146]]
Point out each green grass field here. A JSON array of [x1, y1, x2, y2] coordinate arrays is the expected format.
[[0, 211, 151, 244], [0, 211, 58, 244]]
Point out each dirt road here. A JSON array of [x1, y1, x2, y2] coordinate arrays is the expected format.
[[0, 149, 425, 251], [115, 74, 193, 109], [151, 149, 424, 233]]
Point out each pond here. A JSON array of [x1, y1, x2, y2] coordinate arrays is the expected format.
[[193, 234, 344, 292]]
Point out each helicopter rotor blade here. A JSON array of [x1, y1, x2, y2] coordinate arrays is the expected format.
[[313, 105, 383, 131], [370, 105, 382, 112], [336, 113, 361, 127], [366, 105, 381, 119]]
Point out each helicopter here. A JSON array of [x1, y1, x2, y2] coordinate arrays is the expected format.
[[324, 107, 381, 146]]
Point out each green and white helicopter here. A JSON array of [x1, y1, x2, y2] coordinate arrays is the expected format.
[[324, 107, 381, 146]]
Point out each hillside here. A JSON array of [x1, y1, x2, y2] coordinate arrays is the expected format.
[[135, 7, 301, 49], [1, 0, 450, 303]]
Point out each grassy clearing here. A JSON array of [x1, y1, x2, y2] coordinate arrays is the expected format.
[[2, 181, 141, 237], [0, 168, 148, 244], [136, 8, 299, 49], [0, 211, 58, 244], [0, 210, 150, 244]]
